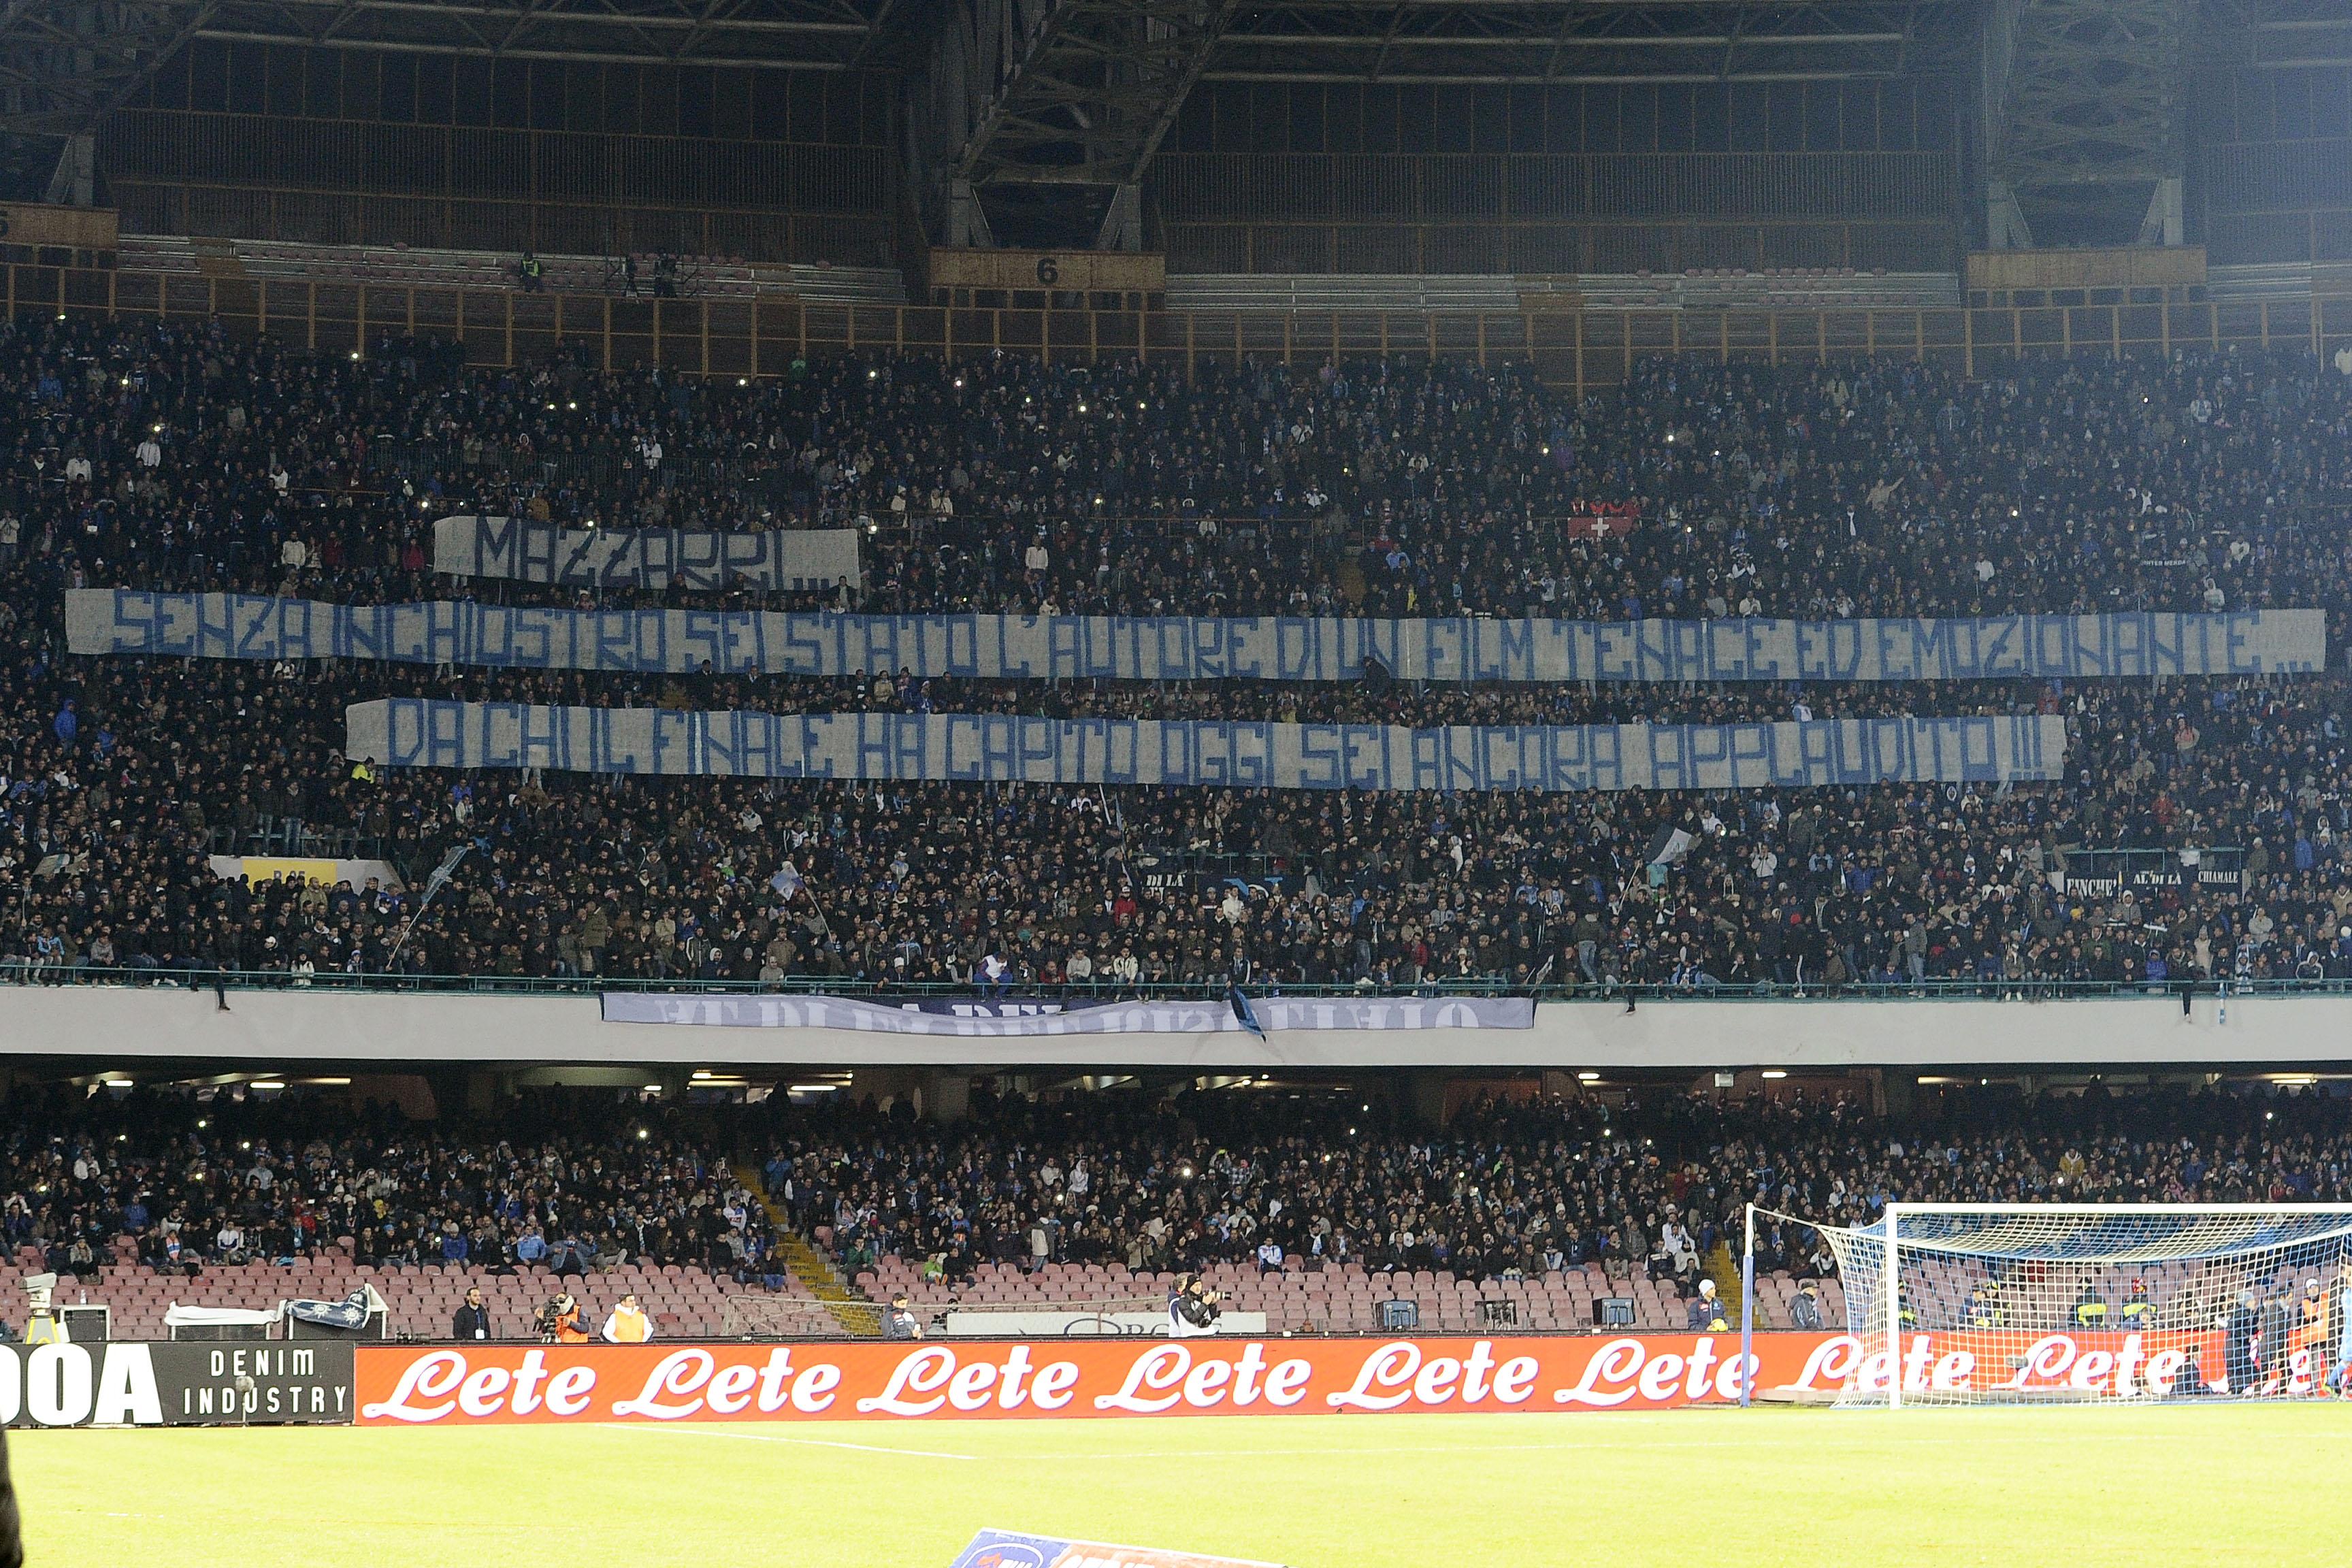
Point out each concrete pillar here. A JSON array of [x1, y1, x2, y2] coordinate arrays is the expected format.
[[1096, 183, 1143, 250], [1409, 1072, 1448, 1128], [2138, 176, 2185, 248], [1878, 1069, 1916, 1120], [1986, 179, 2034, 250], [44, 135, 93, 208], [947, 180, 993, 249], [924, 1072, 971, 1124], [463, 1070, 506, 1115]]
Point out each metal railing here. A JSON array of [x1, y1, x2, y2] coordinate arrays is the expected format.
[[20, 260, 2352, 397], [1, 963, 2343, 1004]]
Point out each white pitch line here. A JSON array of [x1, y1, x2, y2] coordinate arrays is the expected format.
[[621, 1424, 979, 1460], [962, 1431, 2008, 1462]]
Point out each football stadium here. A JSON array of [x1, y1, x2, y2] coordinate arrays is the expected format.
[[0, 0, 2350, 1561]]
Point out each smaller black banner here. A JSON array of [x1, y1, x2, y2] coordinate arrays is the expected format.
[[0, 1341, 355, 1426]]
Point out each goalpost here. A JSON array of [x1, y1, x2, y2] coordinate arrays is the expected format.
[[1745, 1204, 2352, 1405]]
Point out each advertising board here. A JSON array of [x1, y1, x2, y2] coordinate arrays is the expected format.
[[0, 1341, 354, 1426]]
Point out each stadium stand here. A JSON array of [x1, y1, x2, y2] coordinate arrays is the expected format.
[[5, 1077, 2351, 1340], [0, 302, 2341, 996], [7, 22, 2352, 1568]]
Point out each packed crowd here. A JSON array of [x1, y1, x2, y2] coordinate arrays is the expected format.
[[1, 625, 2350, 988], [14, 1077, 2348, 1296], [9, 314, 2351, 624], [1, 315, 2350, 993], [3, 1088, 774, 1281], [768, 1080, 2352, 1286]]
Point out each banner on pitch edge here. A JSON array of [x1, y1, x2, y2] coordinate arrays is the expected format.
[[67, 592, 2326, 683], [0, 1341, 354, 1426], [350, 701, 2066, 792], [433, 517, 861, 591], [599, 993, 1536, 1033], [350, 1330, 2256, 1428]]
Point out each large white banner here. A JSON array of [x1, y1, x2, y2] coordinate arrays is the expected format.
[[69, 591, 2325, 683], [598, 993, 1539, 1032], [432, 517, 861, 591], [353, 700, 2068, 790]]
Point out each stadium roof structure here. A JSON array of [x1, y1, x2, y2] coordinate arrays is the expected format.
[[0, 0, 2296, 249]]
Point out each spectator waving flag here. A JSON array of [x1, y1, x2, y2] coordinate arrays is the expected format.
[[1228, 986, 1268, 1040]]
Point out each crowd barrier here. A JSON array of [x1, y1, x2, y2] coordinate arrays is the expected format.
[[0, 1330, 2281, 1426], [346, 701, 2068, 790], [67, 592, 2325, 683]]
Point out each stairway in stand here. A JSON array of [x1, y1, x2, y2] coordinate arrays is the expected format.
[[735, 1160, 879, 1337], [1708, 1242, 1748, 1328]]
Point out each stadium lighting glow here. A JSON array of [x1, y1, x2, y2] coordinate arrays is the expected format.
[[637, 1126, 651, 1139], [349, 350, 359, 360], [250, 1082, 285, 1091], [1577, 1072, 1601, 1082], [692, 1071, 714, 1079], [306, 1077, 350, 1086], [788, 1083, 840, 1094], [1761, 1069, 1788, 1079]]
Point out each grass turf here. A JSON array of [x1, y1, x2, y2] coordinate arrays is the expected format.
[[14, 1403, 2351, 1567]]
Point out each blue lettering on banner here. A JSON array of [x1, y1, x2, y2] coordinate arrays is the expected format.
[[342, 702, 2068, 792], [67, 593, 2329, 683]]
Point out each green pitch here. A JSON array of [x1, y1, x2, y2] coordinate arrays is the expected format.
[[15, 1405, 2351, 1567]]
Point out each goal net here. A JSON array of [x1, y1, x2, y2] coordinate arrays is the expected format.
[[1776, 1205, 2352, 1405]]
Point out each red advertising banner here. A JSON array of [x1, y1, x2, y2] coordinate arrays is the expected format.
[[354, 1328, 2299, 1426], [356, 1333, 1840, 1426]]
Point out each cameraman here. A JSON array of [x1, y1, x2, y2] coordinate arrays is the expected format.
[[1168, 1272, 1222, 1339], [536, 1290, 589, 1344]]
